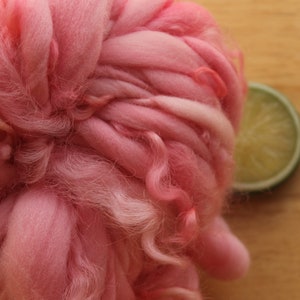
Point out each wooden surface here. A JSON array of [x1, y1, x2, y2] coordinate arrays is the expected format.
[[192, 0, 300, 299]]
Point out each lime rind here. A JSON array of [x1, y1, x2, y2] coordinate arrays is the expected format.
[[233, 82, 300, 192]]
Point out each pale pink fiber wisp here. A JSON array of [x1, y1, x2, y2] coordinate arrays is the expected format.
[[0, 0, 249, 299]]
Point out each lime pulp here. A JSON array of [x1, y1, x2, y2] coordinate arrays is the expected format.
[[234, 82, 300, 192]]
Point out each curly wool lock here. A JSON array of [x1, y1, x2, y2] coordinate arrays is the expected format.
[[0, 0, 249, 299]]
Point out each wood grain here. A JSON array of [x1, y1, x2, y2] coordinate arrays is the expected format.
[[191, 1, 300, 299]]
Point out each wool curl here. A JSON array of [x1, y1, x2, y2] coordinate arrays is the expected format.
[[0, 0, 249, 299]]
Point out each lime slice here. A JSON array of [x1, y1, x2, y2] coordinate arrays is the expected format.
[[234, 82, 300, 192]]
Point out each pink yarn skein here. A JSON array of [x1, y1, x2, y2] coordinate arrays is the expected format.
[[0, 0, 249, 299]]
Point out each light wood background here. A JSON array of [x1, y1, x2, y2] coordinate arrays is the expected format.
[[192, 0, 300, 299]]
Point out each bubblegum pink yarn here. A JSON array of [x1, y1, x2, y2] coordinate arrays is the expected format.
[[0, 0, 249, 299]]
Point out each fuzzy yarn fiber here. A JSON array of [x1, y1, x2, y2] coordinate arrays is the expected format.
[[0, 0, 249, 299]]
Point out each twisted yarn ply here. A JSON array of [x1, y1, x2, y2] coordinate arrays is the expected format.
[[0, 0, 249, 299]]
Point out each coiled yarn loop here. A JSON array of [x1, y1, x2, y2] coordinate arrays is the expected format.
[[0, 0, 249, 299]]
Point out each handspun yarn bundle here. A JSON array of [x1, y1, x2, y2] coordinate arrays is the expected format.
[[0, 0, 249, 299]]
